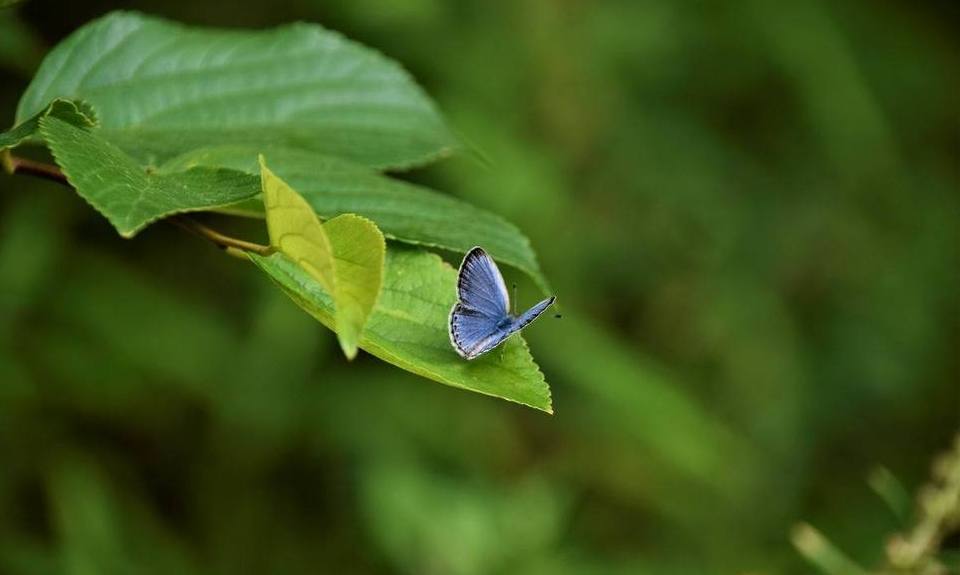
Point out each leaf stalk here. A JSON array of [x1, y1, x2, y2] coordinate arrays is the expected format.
[[170, 216, 273, 256], [2, 149, 70, 183]]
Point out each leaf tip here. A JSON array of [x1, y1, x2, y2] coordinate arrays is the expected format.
[[539, 389, 554, 415], [339, 339, 360, 360]]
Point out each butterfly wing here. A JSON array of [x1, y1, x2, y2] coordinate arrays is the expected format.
[[512, 296, 557, 331], [449, 247, 556, 360], [449, 247, 512, 359], [450, 296, 556, 359], [449, 303, 511, 359], [455, 247, 510, 319]]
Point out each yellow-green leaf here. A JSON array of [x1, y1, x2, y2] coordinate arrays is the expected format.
[[260, 156, 384, 359], [260, 155, 335, 294], [325, 214, 385, 359]]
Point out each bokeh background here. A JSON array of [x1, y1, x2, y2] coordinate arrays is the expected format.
[[1, 0, 958, 573]]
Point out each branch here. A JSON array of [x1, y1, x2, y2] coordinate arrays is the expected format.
[[3, 151, 272, 256]]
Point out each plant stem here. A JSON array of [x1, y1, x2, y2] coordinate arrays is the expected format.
[[3, 151, 272, 256], [170, 216, 273, 257], [2, 149, 70, 184]]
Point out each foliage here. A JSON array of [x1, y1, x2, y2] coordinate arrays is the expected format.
[[14, 11, 454, 169], [164, 145, 549, 293], [40, 115, 260, 236], [0, 10, 553, 408], [0, 1, 957, 574], [0, 97, 96, 149], [250, 248, 552, 412], [260, 156, 385, 359], [793, 434, 960, 575]]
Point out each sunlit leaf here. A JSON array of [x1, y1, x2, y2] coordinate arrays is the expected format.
[[325, 214, 385, 359], [17, 11, 456, 169], [249, 248, 552, 412], [260, 156, 335, 292], [260, 157, 384, 358], [38, 116, 259, 237]]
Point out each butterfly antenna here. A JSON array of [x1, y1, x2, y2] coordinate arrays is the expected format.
[[512, 283, 517, 316]]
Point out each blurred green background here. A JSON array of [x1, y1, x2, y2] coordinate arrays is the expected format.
[[1, 0, 958, 573]]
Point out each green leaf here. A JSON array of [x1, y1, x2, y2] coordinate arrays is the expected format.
[[165, 145, 550, 293], [0, 98, 97, 150], [249, 248, 552, 412], [260, 157, 384, 359], [325, 214, 385, 359], [39, 116, 259, 237], [17, 11, 456, 169]]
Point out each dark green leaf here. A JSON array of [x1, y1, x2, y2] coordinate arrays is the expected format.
[[17, 11, 456, 169], [39, 116, 259, 237], [0, 98, 96, 150]]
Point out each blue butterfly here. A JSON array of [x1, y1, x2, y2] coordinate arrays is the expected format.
[[449, 247, 556, 360]]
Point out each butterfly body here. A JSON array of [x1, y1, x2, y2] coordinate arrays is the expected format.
[[449, 247, 556, 360]]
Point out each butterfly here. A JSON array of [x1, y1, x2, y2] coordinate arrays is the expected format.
[[449, 246, 556, 360]]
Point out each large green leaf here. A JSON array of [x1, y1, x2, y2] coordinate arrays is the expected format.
[[17, 11, 456, 169], [249, 248, 552, 413], [0, 98, 96, 150], [39, 117, 259, 237], [260, 157, 384, 358], [165, 145, 550, 293]]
